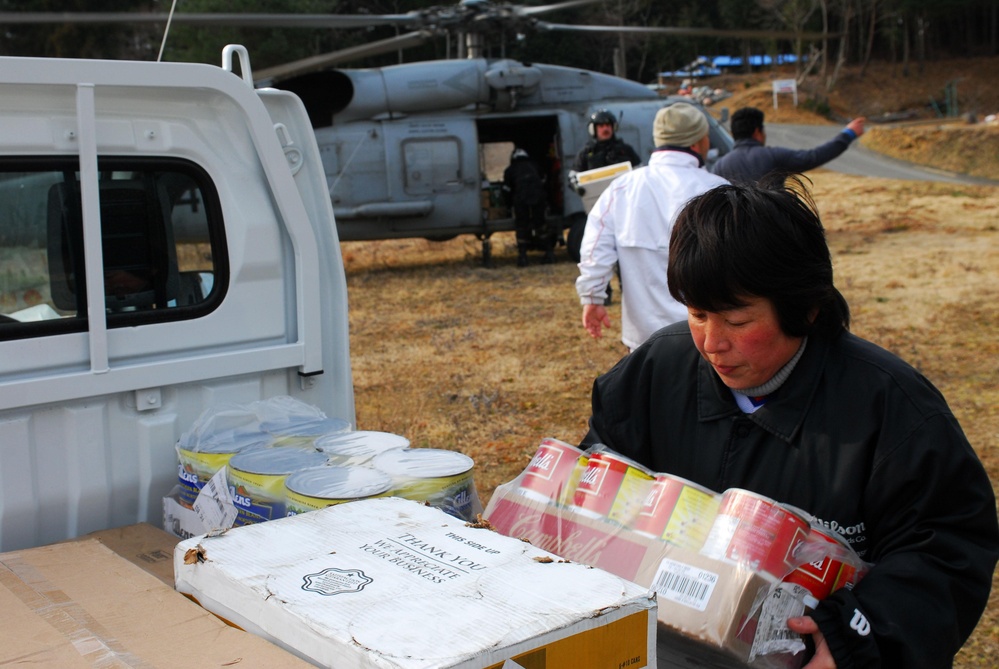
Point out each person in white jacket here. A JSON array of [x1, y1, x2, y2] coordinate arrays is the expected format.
[[576, 102, 729, 350]]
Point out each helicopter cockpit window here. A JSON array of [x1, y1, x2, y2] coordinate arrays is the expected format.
[[403, 139, 461, 195], [0, 157, 226, 340]]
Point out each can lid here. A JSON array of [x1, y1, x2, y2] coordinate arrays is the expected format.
[[179, 430, 273, 455], [228, 447, 329, 475], [371, 448, 474, 478], [285, 465, 393, 499], [654, 473, 717, 496], [315, 430, 410, 456]]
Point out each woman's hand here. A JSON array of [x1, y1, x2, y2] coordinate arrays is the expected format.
[[787, 616, 836, 669]]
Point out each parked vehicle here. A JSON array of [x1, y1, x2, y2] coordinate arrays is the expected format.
[[0, 46, 354, 552]]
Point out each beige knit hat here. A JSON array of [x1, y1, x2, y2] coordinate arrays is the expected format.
[[653, 103, 709, 147]]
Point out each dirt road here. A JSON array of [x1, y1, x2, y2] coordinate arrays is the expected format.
[[765, 124, 999, 184]]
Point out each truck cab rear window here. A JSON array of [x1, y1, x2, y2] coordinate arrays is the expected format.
[[0, 158, 226, 338]]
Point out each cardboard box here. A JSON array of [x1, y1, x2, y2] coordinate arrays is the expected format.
[[78, 522, 180, 586], [175, 496, 657, 669], [0, 536, 315, 668], [485, 489, 802, 669], [645, 548, 800, 669]]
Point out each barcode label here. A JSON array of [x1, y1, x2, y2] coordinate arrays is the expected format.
[[749, 583, 808, 660], [193, 465, 237, 535], [651, 558, 718, 611]]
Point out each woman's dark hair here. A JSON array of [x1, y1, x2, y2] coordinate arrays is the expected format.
[[667, 176, 850, 338]]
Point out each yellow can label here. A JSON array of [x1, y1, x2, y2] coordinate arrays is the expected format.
[[176, 448, 239, 506]]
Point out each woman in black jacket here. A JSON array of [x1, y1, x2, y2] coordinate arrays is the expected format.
[[584, 178, 998, 668]]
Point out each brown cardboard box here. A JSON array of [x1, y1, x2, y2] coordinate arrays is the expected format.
[[0, 535, 314, 668], [78, 522, 179, 585], [642, 547, 801, 669]]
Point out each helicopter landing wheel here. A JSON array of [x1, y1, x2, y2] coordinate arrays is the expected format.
[[479, 235, 494, 268]]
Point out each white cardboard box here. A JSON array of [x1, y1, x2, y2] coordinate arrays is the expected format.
[[175, 496, 657, 669], [575, 161, 633, 212]]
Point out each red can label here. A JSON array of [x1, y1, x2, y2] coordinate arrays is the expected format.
[[781, 525, 846, 601], [700, 488, 810, 580], [571, 452, 653, 525], [519, 438, 584, 505], [832, 562, 861, 592], [631, 474, 719, 550]]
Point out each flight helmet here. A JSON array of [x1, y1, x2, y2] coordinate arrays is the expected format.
[[587, 109, 618, 138]]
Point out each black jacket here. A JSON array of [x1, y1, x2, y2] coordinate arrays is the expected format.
[[502, 158, 546, 207], [711, 133, 855, 184], [584, 321, 999, 668], [573, 137, 642, 172]]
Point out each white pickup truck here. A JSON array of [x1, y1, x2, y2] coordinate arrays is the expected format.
[[0, 46, 354, 552]]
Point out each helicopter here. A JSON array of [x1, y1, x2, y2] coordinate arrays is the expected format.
[[0, 1, 829, 264]]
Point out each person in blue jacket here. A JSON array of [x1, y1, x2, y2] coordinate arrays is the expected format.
[[712, 106, 865, 184], [583, 177, 998, 668]]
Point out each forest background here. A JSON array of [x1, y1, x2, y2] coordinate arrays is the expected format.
[[1, 0, 997, 87]]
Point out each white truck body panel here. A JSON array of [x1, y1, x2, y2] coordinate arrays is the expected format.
[[0, 48, 354, 551]]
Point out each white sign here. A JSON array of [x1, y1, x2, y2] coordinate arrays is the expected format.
[[772, 79, 799, 108]]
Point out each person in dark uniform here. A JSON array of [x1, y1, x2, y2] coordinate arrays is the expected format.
[[503, 148, 552, 266], [573, 109, 642, 172], [573, 110, 642, 302]]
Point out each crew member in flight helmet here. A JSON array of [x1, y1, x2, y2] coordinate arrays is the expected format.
[[573, 109, 642, 172]]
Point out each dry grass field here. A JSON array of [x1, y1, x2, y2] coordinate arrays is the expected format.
[[342, 58, 999, 667]]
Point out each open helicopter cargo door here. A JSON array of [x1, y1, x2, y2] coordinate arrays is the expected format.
[[574, 161, 633, 212]]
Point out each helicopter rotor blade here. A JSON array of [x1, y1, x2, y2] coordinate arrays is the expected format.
[[254, 31, 433, 85], [517, 0, 602, 18], [536, 22, 835, 41], [0, 8, 833, 40], [0, 12, 418, 29]]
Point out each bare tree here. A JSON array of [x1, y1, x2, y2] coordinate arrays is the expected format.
[[826, 0, 854, 90], [758, 0, 821, 76]]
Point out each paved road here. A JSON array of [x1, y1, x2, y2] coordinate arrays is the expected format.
[[765, 124, 998, 185]]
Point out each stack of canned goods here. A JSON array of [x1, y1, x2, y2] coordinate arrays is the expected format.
[[177, 424, 483, 525], [516, 440, 721, 550], [510, 439, 867, 602], [175, 400, 352, 507]]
